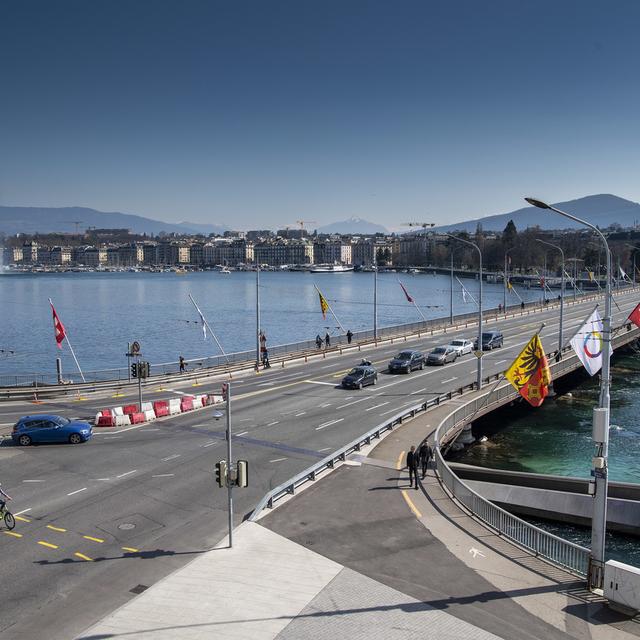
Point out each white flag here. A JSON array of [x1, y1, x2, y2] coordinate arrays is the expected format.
[[570, 308, 607, 376], [620, 265, 628, 281], [197, 308, 207, 340], [462, 287, 468, 303]]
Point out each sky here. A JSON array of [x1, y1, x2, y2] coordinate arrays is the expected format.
[[1, 1, 639, 231]]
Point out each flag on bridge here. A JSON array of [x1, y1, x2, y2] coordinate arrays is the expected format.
[[399, 281, 414, 303], [318, 289, 329, 320], [504, 334, 551, 407], [49, 300, 66, 349], [570, 308, 605, 376], [628, 303, 640, 329]]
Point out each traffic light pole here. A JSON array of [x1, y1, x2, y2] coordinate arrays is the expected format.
[[226, 382, 233, 548], [137, 357, 143, 408]]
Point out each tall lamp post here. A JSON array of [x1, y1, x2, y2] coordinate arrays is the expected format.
[[445, 233, 483, 390], [526, 197, 612, 589], [536, 238, 565, 359]]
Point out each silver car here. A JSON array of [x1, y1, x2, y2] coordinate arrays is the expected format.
[[427, 346, 458, 365], [448, 339, 474, 356]]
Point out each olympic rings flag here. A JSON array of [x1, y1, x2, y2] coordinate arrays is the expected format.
[[570, 308, 606, 376]]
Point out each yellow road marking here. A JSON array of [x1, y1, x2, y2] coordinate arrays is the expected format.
[[3, 531, 22, 538], [83, 535, 105, 543], [46, 525, 67, 533], [122, 546, 139, 553], [401, 489, 423, 519], [332, 369, 351, 378], [74, 552, 93, 562], [112, 393, 125, 398], [38, 541, 59, 549], [73, 397, 88, 402], [396, 451, 405, 470], [15, 516, 30, 522]]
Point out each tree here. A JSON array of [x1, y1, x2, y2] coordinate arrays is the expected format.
[[502, 220, 517, 245]]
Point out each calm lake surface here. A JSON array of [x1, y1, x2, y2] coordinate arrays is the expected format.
[[0, 270, 539, 376]]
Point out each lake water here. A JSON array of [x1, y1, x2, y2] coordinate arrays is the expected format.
[[0, 270, 540, 376]]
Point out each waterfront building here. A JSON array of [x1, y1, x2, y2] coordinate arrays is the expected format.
[[189, 242, 204, 265], [178, 245, 191, 264], [246, 230, 272, 241], [50, 246, 73, 265], [313, 239, 352, 265], [254, 239, 313, 266], [21, 241, 39, 263]]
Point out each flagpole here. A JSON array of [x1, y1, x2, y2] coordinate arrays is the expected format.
[[398, 279, 427, 321], [48, 298, 85, 383], [256, 266, 261, 370], [188, 294, 230, 367], [373, 267, 378, 340], [455, 276, 478, 307], [450, 252, 454, 324], [314, 285, 346, 333]]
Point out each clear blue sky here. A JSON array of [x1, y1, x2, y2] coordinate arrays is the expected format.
[[1, 1, 639, 230]]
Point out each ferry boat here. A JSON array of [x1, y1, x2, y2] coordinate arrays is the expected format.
[[310, 264, 354, 273]]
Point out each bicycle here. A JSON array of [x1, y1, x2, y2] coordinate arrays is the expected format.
[[0, 503, 15, 530]]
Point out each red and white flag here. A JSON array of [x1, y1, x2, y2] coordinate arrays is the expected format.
[[628, 302, 640, 328], [399, 281, 414, 303], [50, 300, 66, 349]]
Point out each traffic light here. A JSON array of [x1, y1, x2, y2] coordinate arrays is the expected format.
[[221, 382, 228, 401], [236, 460, 248, 488], [215, 460, 227, 487], [141, 361, 150, 378], [131, 363, 138, 378]]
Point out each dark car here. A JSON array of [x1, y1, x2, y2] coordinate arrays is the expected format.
[[474, 330, 504, 350], [12, 415, 93, 446], [342, 366, 378, 389], [427, 345, 458, 365], [388, 350, 425, 374]]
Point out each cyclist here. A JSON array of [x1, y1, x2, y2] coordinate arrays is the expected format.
[[0, 482, 12, 512]]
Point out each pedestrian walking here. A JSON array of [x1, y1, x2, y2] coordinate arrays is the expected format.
[[262, 348, 271, 369], [316, 334, 323, 349], [346, 329, 353, 344], [521, 301, 525, 311], [179, 355, 186, 373], [418, 442, 432, 478], [325, 332, 331, 348], [498, 303, 502, 313], [406, 445, 419, 489]]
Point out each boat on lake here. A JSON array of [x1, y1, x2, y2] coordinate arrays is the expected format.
[[310, 264, 354, 273]]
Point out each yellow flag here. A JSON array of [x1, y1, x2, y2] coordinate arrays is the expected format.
[[588, 271, 595, 282], [507, 280, 513, 291], [318, 290, 329, 319], [504, 334, 551, 407]]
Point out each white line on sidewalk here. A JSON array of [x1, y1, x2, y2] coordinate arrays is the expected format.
[[67, 487, 87, 496], [316, 418, 344, 431]]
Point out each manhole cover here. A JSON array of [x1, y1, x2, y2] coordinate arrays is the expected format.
[[118, 523, 136, 530]]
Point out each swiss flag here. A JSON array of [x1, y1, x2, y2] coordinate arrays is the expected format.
[[629, 303, 640, 328], [50, 300, 66, 348]]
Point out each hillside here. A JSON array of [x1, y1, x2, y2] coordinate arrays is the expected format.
[[317, 217, 388, 235]]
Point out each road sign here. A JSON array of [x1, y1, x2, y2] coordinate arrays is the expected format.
[[131, 341, 141, 355], [474, 350, 484, 358]]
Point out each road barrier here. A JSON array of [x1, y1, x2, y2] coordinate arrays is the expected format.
[[3, 286, 631, 397]]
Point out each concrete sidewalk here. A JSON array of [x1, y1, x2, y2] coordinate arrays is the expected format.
[[78, 402, 640, 640]]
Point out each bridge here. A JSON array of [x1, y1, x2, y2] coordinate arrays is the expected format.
[[1, 287, 639, 639]]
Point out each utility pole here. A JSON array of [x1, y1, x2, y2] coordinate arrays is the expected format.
[[256, 266, 261, 370], [226, 382, 233, 547]]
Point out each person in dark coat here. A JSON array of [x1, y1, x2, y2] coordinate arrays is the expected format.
[[418, 442, 432, 478], [406, 445, 419, 489], [325, 332, 331, 348], [316, 334, 323, 349], [346, 329, 353, 344], [179, 355, 186, 373]]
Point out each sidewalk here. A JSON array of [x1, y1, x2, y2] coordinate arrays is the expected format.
[[78, 403, 640, 640]]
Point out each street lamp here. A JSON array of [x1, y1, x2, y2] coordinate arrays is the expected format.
[[445, 233, 483, 390], [535, 238, 565, 359], [526, 197, 612, 589], [624, 243, 640, 286], [566, 257, 584, 301]]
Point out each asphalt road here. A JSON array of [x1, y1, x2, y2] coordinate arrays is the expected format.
[[1, 289, 638, 639]]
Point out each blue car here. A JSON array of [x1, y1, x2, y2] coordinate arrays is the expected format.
[[12, 415, 93, 446]]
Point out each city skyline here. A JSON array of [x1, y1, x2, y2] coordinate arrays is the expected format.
[[2, 1, 639, 229]]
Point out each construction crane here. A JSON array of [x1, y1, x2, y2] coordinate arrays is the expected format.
[[63, 220, 84, 234], [296, 219, 317, 231]]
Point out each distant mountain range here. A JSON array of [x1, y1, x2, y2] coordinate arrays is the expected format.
[[317, 217, 388, 235], [0, 206, 227, 236], [431, 194, 640, 233]]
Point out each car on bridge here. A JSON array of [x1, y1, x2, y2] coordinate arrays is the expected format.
[[474, 330, 504, 350], [448, 338, 474, 356], [427, 345, 458, 365], [387, 350, 425, 374], [12, 415, 93, 446], [341, 365, 378, 389]]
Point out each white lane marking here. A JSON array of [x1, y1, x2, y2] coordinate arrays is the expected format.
[[304, 380, 336, 386], [316, 418, 344, 431], [116, 470, 137, 479], [239, 418, 252, 422], [294, 412, 306, 416], [319, 403, 333, 408], [257, 381, 275, 386], [67, 487, 87, 496], [236, 431, 248, 436], [94, 478, 111, 481], [410, 388, 427, 395], [161, 454, 181, 462], [145, 428, 161, 431], [270, 457, 287, 463], [14, 508, 31, 515], [366, 402, 390, 412], [320, 364, 336, 369], [494, 360, 507, 365], [267, 421, 279, 426], [152, 474, 175, 478], [23, 480, 45, 483], [379, 401, 418, 416], [202, 441, 217, 448], [318, 447, 331, 452], [442, 377, 458, 384], [105, 436, 123, 439], [336, 396, 378, 410]]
